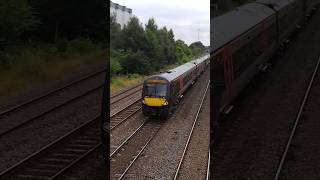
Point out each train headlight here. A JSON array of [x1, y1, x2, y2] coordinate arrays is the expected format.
[[163, 101, 168, 106], [142, 100, 145, 104]]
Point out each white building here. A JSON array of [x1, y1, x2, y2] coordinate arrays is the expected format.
[[110, 1, 133, 28]]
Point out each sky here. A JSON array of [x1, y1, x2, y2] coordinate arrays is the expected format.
[[114, 0, 210, 46]]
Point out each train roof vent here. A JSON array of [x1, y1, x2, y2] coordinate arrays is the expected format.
[[166, 70, 173, 73]]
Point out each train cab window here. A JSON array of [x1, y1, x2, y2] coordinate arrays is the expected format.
[[144, 84, 167, 97]]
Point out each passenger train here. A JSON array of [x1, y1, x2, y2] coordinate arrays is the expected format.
[[212, 0, 320, 126], [142, 54, 210, 118]]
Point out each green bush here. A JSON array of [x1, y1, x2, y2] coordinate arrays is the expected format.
[[67, 38, 95, 53], [110, 57, 122, 77], [119, 51, 153, 75], [56, 39, 69, 52]]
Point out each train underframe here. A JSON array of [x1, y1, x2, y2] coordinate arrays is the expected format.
[[142, 104, 170, 118]]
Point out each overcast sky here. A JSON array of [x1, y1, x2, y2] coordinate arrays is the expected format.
[[114, 0, 210, 46]]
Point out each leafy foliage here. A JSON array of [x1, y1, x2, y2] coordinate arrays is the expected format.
[[0, 0, 39, 45], [190, 41, 206, 57], [110, 17, 206, 78], [110, 57, 122, 77], [175, 40, 193, 63], [28, 0, 107, 42]]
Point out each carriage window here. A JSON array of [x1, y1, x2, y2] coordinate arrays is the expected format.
[[144, 84, 167, 97]]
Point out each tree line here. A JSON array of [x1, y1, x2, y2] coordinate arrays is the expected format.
[[0, 0, 107, 49], [110, 15, 206, 78]]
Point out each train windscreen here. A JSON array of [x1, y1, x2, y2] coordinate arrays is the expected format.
[[144, 84, 167, 97]]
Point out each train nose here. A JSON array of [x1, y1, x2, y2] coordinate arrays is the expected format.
[[143, 97, 167, 107]]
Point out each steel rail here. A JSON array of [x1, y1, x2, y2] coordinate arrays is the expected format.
[[110, 107, 141, 130], [110, 97, 141, 117], [110, 85, 142, 105], [206, 150, 211, 180], [173, 80, 210, 180], [110, 83, 142, 99], [118, 123, 162, 180], [110, 118, 148, 157], [0, 115, 100, 178], [0, 69, 106, 116], [50, 143, 102, 179], [274, 56, 320, 180], [0, 84, 103, 137]]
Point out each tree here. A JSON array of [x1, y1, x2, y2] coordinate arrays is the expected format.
[[122, 17, 147, 52], [189, 41, 205, 57], [175, 40, 193, 63], [158, 27, 176, 65], [109, 16, 204, 77], [145, 18, 163, 70], [119, 51, 153, 75], [110, 15, 123, 49], [145, 18, 158, 32], [167, 29, 176, 64], [29, 0, 107, 42], [0, 0, 39, 45]]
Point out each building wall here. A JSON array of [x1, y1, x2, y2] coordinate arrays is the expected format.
[[110, 1, 133, 28]]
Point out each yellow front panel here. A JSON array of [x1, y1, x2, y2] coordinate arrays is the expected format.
[[144, 97, 166, 107]]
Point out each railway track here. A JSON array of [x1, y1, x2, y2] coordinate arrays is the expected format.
[[0, 116, 101, 179], [0, 69, 106, 116], [110, 117, 148, 156], [110, 69, 210, 179], [173, 81, 210, 180], [0, 68, 141, 137], [109, 83, 143, 131], [110, 84, 142, 105], [0, 69, 106, 137], [0, 86, 103, 137], [110, 118, 163, 180], [274, 55, 320, 180], [206, 151, 211, 180], [110, 99, 141, 130]]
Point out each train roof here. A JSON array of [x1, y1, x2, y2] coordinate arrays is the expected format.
[[190, 54, 210, 64], [211, 2, 274, 53], [146, 54, 209, 82], [256, 0, 296, 11]]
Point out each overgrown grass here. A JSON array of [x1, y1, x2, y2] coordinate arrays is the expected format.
[[110, 74, 145, 93], [0, 39, 106, 104]]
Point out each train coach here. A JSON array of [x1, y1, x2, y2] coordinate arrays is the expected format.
[[142, 54, 209, 118], [212, 0, 320, 126]]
